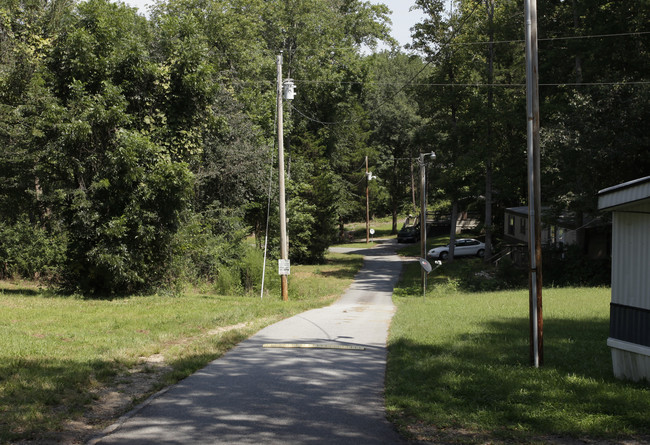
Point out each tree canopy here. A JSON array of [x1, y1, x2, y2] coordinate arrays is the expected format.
[[1, 0, 647, 293]]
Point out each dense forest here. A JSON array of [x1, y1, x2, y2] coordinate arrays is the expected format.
[[1, 0, 648, 295]]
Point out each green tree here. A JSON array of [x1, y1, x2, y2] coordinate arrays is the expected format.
[[539, 0, 650, 222], [365, 51, 428, 233], [265, 0, 393, 261], [0, 0, 74, 279], [43, 0, 195, 294], [411, 0, 532, 258]]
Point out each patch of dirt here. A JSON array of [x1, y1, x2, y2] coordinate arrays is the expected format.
[[34, 321, 253, 445], [404, 422, 650, 445]]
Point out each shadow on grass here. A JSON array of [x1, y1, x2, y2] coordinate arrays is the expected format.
[[310, 255, 364, 280], [387, 316, 650, 441], [0, 330, 251, 444], [345, 227, 395, 240], [316, 268, 359, 279], [0, 356, 121, 442], [0, 281, 134, 300], [395, 257, 528, 296], [0, 287, 41, 296]]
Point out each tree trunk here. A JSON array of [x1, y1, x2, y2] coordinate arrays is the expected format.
[[410, 158, 417, 212], [392, 156, 399, 234], [392, 205, 398, 235], [484, 0, 495, 261], [448, 200, 458, 262], [572, 0, 583, 83]]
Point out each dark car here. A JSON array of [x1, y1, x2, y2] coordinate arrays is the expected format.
[[397, 218, 420, 243]]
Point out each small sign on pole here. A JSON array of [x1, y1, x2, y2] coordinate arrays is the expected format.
[[278, 259, 291, 275]]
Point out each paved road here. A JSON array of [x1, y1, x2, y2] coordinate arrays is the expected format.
[[92, 240, 405, 444]]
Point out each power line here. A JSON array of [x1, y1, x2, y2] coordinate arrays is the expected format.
[[218, 27, 648, 127], [204, 29, 649, 60], [289, 79, 650, 88], [289, 103, 342, 125], [440, 30, 650, 47], [541, 30, 650, 42], [364, 2, 484, 122], [229, 78, 650, 88]]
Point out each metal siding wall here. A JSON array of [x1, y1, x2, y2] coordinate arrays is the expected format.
[[610, 304, 650, 346], [612, 207, 650, 310], [599, 181, 650, 210]]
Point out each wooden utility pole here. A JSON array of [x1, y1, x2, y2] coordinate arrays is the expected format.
[[277, 53, 288, 301], [525, 0, 543, 366]]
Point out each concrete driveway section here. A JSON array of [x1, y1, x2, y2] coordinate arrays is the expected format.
[[93, 241, 405, 444]]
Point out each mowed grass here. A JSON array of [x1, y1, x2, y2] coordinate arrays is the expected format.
[[387, 262, 650, 443], [340, 215, 399, 242], [0, 252, 363, 443]]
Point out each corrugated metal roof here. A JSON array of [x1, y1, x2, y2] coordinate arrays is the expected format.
[[598, 176, 650, 210], [505, 206, 529, 215]]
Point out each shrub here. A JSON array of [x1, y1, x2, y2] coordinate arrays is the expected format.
[[0, 216, 67, 281], [171, 206, 264, 295], [543, 245, 611, 287], [61, 131, 194, 296], [239, 245, 264, 293]]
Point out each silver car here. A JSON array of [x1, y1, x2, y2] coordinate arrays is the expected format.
[[427, 238, 485, 260]]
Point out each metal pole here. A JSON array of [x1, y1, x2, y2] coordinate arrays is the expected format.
[[420, 153, 427, 293], [277, 53, 288, 301], [366, 156, 370, 244], [525, 0, 543, 367]]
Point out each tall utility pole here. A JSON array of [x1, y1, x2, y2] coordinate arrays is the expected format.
[[420, 153, 427, 290], [366, 156, 370, 244], [419, 152, 435, 293], [525, 0, 543, 367], [277, 53, 289, 301]]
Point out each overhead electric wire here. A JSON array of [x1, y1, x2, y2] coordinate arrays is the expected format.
[[442, 30, 650, 47], [290, 80, 649, 87], [289, 103, 342, 126], [260, 109, 278, 299], [286, 1, 485, 127], [216, 28, 648, 102], [218, 25, 648, 127]]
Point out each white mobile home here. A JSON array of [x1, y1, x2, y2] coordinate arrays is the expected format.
[[598, 176, 650, 382], [503, 206, 577, 247]]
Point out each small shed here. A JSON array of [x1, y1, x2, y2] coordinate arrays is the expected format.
[[598, 176, 650, 382]]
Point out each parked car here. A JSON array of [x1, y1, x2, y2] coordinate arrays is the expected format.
[[397, 215, 420, 243], [427, 238, 485, 260], [397, 224, 420, 243]]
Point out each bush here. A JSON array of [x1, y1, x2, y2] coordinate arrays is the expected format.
[[61, 131, 194, 296], [494, 257, 528, 289], [0, 216, 67, 281], [429, 257, 527, 293], [171, 206, 264, 296], [239, 246, 264, 293], [543, 245, 611, 287]]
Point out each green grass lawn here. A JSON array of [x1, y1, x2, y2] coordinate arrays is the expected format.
[[339, 215, 399, 242], [0, 252, 363, 443], [387, 261, 650, 443]]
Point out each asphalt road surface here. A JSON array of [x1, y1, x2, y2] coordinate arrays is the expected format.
[[92, 240, 405, 444]]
